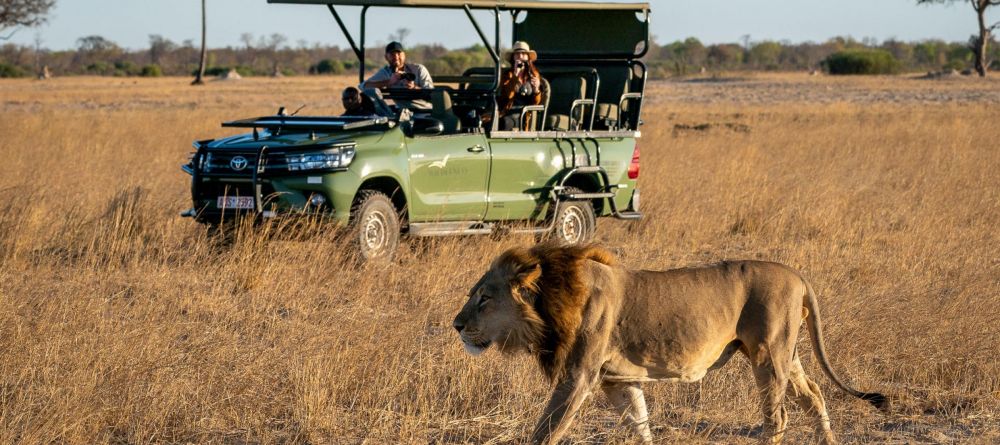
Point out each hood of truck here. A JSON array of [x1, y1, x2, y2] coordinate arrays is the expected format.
[[206, 130, 386, 151]]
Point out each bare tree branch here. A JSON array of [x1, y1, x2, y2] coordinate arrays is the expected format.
[[0, 28, 19, 40]]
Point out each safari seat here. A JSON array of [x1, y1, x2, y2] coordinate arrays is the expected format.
[[594, 65, 633, 130], [516, 77, 550, 131], [544, 73, 587, 131], [430, 90, 461, 134]]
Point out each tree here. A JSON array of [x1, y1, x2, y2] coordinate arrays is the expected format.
[[0, 0, 54, 40], [192, 0, 206, 85], [148, 34, 176, 66], [390, 27, 411, 45], [919, 0, 1000, 76]]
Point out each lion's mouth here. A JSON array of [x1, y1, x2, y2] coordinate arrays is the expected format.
[[462, 339, 492, 356]]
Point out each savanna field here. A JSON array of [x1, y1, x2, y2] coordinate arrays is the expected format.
[[0, 74, 998, 444]]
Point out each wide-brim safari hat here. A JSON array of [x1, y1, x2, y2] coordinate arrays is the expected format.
[[505, 41, 537, 62]]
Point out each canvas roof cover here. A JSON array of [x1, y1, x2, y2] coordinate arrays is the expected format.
[[269, 0, 650, 59], [266, 0, 649, 12]]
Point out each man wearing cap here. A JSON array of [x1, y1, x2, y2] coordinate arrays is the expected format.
[[362, 41, 434, 110]]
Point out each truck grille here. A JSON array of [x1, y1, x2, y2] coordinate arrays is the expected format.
[[203, 151, 259, 176]]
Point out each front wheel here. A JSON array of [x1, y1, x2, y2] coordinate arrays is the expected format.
[[349, 191, 400, 262], [548, 192, 596, 245]]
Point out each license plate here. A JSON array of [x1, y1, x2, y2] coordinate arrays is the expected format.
[[216, 196, 255, 209]]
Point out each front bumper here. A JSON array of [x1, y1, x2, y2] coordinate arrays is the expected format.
[[184, 145, 342, 225]]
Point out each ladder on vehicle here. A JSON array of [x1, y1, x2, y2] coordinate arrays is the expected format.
[[550, 137, 641, 220]]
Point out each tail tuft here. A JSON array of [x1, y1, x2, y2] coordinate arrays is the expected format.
[[861, 392, 890, 412]]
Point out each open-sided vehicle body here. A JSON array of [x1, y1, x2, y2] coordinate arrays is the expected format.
[[182, 0, 650, 260]]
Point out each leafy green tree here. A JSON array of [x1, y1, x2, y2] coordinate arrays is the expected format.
[[707, 43, 744, 69], [749, 41, 782, 69], [918, 0, 999, 76], [148, 35, 176, 66], [0, 0, 54, 40]]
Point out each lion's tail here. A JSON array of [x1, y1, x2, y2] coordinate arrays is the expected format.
[[802, 279, 889, 412]]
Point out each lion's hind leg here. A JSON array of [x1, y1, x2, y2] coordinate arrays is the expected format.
[[601, 382, 653, 443], [788, 352, 837, 445], [747, 342, 791, 444]]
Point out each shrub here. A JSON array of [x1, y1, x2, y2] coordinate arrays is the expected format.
[[113, 61, 139, 76], [311, 59, 345, 75], [942, 60, 966, 72], [201, 66, 254, 77], [824, 49, 901, 75], [140, 64, 163, 77], [86, 61, 113, 75], [0, 63, 26, 78]]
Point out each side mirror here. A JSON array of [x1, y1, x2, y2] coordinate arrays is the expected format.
[[406, 116, 444, 137]]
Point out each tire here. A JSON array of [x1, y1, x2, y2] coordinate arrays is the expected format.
[[349, 190, 401, 262], [548, 188, 596, 245]]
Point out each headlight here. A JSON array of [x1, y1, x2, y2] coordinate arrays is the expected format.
[[202, 152, 213, 172], [286, 145, 356, 172]]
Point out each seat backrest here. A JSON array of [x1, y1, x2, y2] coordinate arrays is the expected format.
[[430, 90, 461, 134], [545, 73, 586, 119], [595, 65, 631, 107], [460, 67, 496, 91]]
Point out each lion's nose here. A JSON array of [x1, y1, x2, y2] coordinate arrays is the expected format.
[[453, 320, 464, 333]]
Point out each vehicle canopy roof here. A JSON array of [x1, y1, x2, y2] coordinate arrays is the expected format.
[[268, 0, 650, 59], [267, 0, 648, 12]]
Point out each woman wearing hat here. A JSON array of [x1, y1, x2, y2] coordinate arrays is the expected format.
[[496, 41, 546, 131]]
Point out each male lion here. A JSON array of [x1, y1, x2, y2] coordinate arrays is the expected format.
[[453, 243, 886, 444]]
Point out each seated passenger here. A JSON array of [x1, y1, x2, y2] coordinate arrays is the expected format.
[[497, 41, 546, 131], [341, 86, 376, 116], [362, 41, 433, 110]]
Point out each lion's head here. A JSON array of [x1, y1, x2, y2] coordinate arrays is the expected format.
[[452, 243, 615, 380]]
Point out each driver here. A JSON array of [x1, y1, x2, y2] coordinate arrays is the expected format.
[[362, 41, 433, 110], [340, 86, 376, 116]]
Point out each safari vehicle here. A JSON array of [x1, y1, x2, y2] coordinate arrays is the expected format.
[[181, 0, 649, 260]]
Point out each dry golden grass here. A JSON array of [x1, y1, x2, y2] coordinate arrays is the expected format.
[[0, 73, 998, 444]]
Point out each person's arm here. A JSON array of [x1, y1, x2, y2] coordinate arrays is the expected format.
[[496, 70, 517, 113], [529, 68, 544, 105], [414, 64, 434, 90], [362, 68, 396, 89]]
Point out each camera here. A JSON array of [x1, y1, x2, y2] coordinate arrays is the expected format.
[[400, 72, 416, 82], [518, 82, 534, 96], [515, 61, 527, 69]]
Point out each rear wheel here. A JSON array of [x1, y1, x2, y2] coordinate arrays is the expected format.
[[349, 190, 400, 262], [548, 188, 596, 245]]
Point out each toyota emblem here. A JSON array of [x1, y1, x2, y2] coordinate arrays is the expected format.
[[230, 156, 249, 171]]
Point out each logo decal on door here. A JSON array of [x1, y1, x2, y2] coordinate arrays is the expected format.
[[429, 155, 450, 169]]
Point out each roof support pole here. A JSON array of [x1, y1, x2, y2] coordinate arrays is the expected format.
[[492, 7, 501, 132], [360, 5, 370, 84], [326, 5, 363, 70], [463, 4, 499, 64]]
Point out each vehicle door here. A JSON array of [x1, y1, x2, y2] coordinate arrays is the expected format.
[[406, 132, 490, 222], [484, 137, 569, 221]]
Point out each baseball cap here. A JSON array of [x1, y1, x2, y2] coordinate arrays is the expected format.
[[385, 41, 404, 53]]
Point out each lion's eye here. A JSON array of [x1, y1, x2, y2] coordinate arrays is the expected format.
[[478, 295, 491, 308]]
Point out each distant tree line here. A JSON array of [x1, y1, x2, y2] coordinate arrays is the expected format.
[[0, 33, 997, 79], [645, 36, 1000, 77]]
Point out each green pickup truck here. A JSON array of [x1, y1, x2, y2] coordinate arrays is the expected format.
[[182, 0, 650, 260]]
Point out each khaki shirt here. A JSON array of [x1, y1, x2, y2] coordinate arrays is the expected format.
[[363, 63, 434, 110]]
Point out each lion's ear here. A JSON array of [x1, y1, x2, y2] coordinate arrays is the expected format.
[[513, 261, 542, 294]]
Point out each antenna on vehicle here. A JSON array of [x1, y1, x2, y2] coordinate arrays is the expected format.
[[291, 104, 307, 116]]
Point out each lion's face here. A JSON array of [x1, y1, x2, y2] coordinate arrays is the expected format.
[[453, 256, 543, 356]]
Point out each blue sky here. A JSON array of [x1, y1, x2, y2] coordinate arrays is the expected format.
[[4, 0, 991, 50]]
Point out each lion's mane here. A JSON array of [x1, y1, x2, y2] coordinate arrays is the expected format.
[[492, 243, 616, 381]]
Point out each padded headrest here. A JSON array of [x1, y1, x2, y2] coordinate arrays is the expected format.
[[431, 90, 453, 113]]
